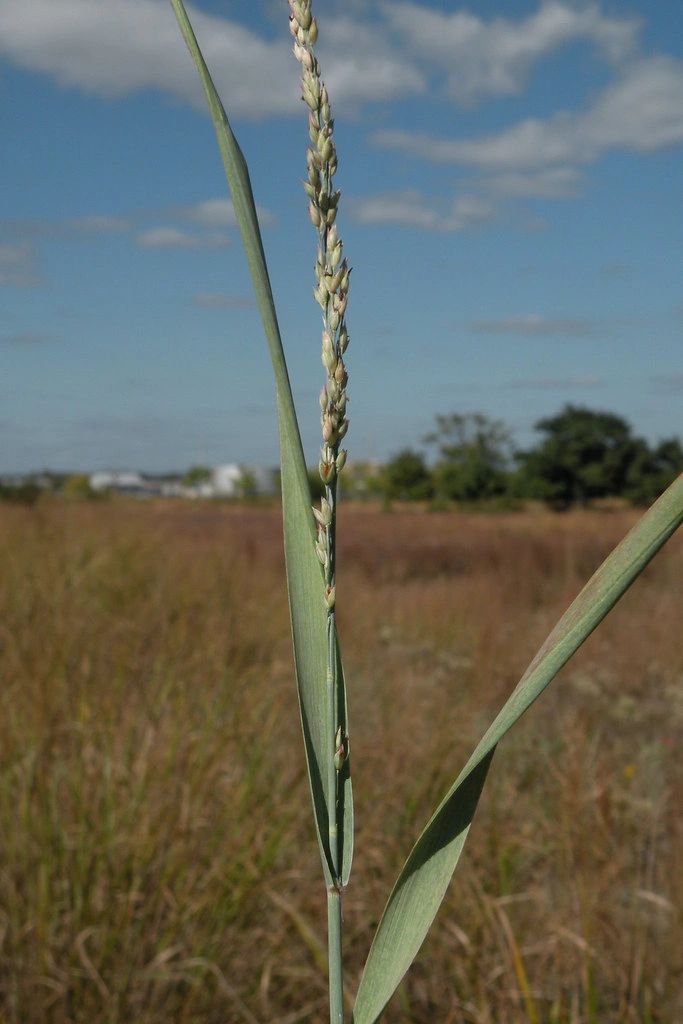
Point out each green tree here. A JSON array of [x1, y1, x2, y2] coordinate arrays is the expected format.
[[517, 405, 640, 508], [425, 412, 512, 502], [383, 449, 434, 501], [0, 482, 41, 506], [236, 466, 259, 500], [183, 464, 212, 487], [339, 461, 384, 501], [63, 474, 99, 500], [624, 437, 683, 506], [308, 466, 325, 502]]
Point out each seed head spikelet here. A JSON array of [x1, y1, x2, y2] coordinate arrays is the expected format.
[[289, 0, 351, 906]]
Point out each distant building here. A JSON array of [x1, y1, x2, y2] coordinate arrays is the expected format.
[[159, 480, 186, 498], [212, 464, 243, 497], [90, 471, 154, 495], [84, 465, 279, 499]]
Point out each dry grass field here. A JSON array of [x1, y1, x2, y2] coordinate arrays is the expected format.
[[0, 499, 681, 1024]]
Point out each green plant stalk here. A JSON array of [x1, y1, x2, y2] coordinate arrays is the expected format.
[[326, 590, 339, 879], [326, 483, 341, 1019], [327, 887, 344, 1024], [289, 2, 353, 1016], [169, 0, 353, 907]]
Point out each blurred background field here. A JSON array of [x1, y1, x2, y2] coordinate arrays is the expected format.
[[0, 500, 681, 1024]]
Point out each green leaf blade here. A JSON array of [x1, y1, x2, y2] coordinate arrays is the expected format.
[[170, 0, 352, 887], [353, 474, 683, 1024]]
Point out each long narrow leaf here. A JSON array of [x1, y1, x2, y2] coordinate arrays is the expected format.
[[170, 0, 352, 887], [353, 474, 683, 1023]]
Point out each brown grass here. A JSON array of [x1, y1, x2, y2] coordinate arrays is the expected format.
[[0, 500, 681, 1023]]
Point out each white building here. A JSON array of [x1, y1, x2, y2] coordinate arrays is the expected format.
[[87, 465, 278, 499], [90, 470, 148, 494], [212, 464, 243, 497]]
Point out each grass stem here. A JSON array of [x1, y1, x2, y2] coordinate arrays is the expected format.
[[327, 887, 344, 1024], [327, 602, 340, 880]]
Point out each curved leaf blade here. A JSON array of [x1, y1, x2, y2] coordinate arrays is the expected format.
[[170, 0, 352, 887], [353, 475, 683, 1023]]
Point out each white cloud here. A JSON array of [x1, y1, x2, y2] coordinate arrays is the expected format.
[[69, 215, 131, 234], [375, 57, 683, 174], [470, 314, 597, 336], [186, 199, 238, 229], [1, 201, 261, 246], [383, 1, 638, 104], [450, 195, 496, 229], [349, 190, 441, 230], [318, 15, 425, 108], [0, 0, 424, 117], [485, 167, 583, 199], [0, 242, 40, 287], [349, 190, 495, 232], [583, 57, 683, 152], [0, 0, 297, 118], [1, 200, 257, 261], [136, 226, 229, 249], [182, 197, 275, 229]]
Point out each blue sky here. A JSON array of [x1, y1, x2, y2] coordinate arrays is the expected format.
[[1, 0, 681, 472]]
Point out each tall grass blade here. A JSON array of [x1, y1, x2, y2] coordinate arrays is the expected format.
[[170, 0, 352, 888], [353, 474, 683, 1024]]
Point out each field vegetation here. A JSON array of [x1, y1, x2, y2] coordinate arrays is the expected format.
[[1, 499, 681, 1023]]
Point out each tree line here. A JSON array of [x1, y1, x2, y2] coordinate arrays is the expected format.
[[4, 404, 679, 510], [324, 405, 682, 509]]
